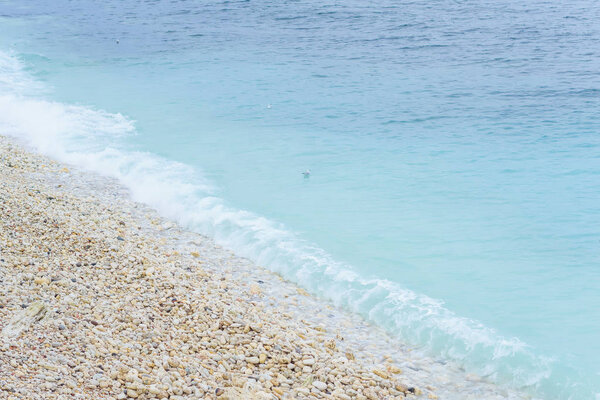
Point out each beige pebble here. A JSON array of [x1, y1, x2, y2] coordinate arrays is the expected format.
[[34, 277, 50, 285], [373, 369, 390, 380], [246, 356, 260, 365], [312, 380, 327, 391], [388, 365, 402, 375]]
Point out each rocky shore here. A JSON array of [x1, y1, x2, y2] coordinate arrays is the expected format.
[[0, 136, 529, 400], [0, 136, 431, 400]]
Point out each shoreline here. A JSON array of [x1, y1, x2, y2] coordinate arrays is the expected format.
[[0, 136, 528, 400]]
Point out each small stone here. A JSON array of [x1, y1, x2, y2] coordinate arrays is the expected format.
[[125, 369, 139, 382], [395, 384, 408, 393], [364, 388, 379, 400], [312, 380, 327, 391], [246, 356, 260, 365], [127, 389, 138, 398], [388, 365, 402, 375], [148, 385, 162, 395], [332, 389, 351, 400], [373, 369, 390, 380], [278, 355, 291, 364], [296, 387, 310, 395], [249, 284, 261, 295], [259, 353, 267, 364]]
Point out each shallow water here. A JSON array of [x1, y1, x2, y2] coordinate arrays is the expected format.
[[1, 0, 599, 398]]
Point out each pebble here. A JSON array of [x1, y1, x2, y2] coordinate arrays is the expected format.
[[246, 356, 260, 365]]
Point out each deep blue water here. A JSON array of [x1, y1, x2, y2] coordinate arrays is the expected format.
[[1, 1, 599, 398]]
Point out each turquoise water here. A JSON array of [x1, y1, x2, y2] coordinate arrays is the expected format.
[[1, 1, 599, 398]]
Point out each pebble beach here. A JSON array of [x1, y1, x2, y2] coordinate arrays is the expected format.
[[0, 136, 528, 400]]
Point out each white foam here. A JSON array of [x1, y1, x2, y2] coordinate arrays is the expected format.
[[0, 50, 43, 95]]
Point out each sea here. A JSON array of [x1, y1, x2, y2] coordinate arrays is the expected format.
[[0, 1, 599, 398]]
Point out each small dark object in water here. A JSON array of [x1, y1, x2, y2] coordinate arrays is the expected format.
[[116, 236, 124, 241], [408, 387, 416, 394]]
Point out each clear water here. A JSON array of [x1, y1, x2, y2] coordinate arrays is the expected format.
[[1, 1, 599, 398]]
